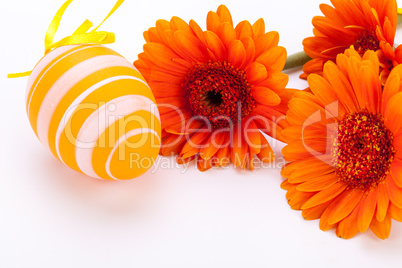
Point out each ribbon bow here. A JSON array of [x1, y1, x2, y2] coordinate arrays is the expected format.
[[8, 0, 123, 78]]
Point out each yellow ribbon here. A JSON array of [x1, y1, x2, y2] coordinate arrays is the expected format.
[[398, 8, 402, 14], [8, 0, 124, 78]]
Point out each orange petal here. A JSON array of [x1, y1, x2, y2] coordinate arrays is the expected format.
[[359, 65, 381, 114], [257, 71, 288, 91], [170, 16, 191, 32], [143, 43, 186, 73], [252, 86, 281, 106], [282, 140, 325, 162], [247, 62, 268, 83], [357, 190, 377, 233], [149, 81, 184, 98], [384, 92, 402, 134], [319, 196, 341, 231], [256, 46, 287, 72], [244, 121, 261, 154], [204, 30, 227, 62], [301, 182, 348, 209], [235, 20, 253, 40], [197, 157, 214, 172], [161, 134, 187, 156], [390, 159, 402, 188], [335, 204, 360, 239], [302, 199, 333, 220], [296, 173, 338, 192], [228, 40, 246, 69], [389, 202, 402, 222], [174, 30, 209, 63], [286, 156, 334, 183], [280, 156, 318, 178], [386, 175, 402, 208], [216, 22, 236, 50], [307, 74, 346, 116], [215, 141, 231, 167], [146, 27, 163, 43], [241, 37, 256, 68], [382, 67, 401, 114], [252, 18, 265, 39], [288, 190, 316, 210], [256, 135, 275, 163], [254, 31, 279, 58], [180, 131, 210, 158], [199, 131, 226, 160], [323, 61, 358, 113], [189, 19, 207, 46], [231, 129, 248, 169], [302, 58, 327, 78], [206, 11, 221, 33], [281, 125, 331, 144], [376, 182, 390, 222], [370, 214, 391, 239], [216, 5, 233, 26], [327, 189, 364, 225]]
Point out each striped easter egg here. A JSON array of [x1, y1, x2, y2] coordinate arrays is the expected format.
[[26, 44, 161, 180]]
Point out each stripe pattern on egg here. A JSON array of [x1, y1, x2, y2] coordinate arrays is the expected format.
[[26, 44, 161, 180]]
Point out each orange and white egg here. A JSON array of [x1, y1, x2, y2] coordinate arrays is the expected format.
[[26, 44, 161, 180]]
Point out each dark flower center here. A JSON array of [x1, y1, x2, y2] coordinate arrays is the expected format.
[[332, 110, 394, 190], [205, 90, 223, 107], [353, 30, 380, 56], [183, 61, 255, 128]]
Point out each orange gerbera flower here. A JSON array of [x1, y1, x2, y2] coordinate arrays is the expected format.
[[302, 0, 397, 80], [281, 48, 402, 239], [134, 5, 293, 171]]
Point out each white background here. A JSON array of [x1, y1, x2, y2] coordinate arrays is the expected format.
[[1, 0, 402, 267]]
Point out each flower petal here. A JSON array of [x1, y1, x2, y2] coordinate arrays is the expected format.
[[256, 46, 287, 73], [370, 214, 391, 239], [327, 189, 364, 225], [357, 190, 377, 233], [336, 204, 360, 239], [255, 31, 279, 58], [252, 18, 265, 39], [389, 203, 402, 222], [301, 182, 348, 209], [235, 20, 253, 40], [359, 65, 381, 114], [390, 159, 402, 188], [170, 16, 191, 32], [386, 175, 402, 208], [384, 92, 402, 134], [217, 22, 236, 50], [296, 173, 338, 192], [241, 37, 256, 69], [247, 62, 267, 83], [256, 135, 275, 163], [204, 30, 227, 62], [216, 5, 233, 26], [376, 182, 390, 222], [206, 11, 221, 33], [228, 40, 246, 69], [252, 86, 281, 106]]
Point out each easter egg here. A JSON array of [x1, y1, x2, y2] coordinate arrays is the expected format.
[[26, 44, 161, 180]]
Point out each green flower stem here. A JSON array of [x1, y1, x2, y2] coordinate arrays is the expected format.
[[283, 51, 311, 71], [398, 13, 402, 25]]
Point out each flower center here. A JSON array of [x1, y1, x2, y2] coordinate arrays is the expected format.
[[183, 61, 255, 128], [353, 30, 380, 56], [332, 110, 394, 190]]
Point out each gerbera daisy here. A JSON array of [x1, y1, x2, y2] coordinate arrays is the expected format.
[[301, 0, 397, 81], [134, 5, 294, 171], [281, 48, 402, 239]]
